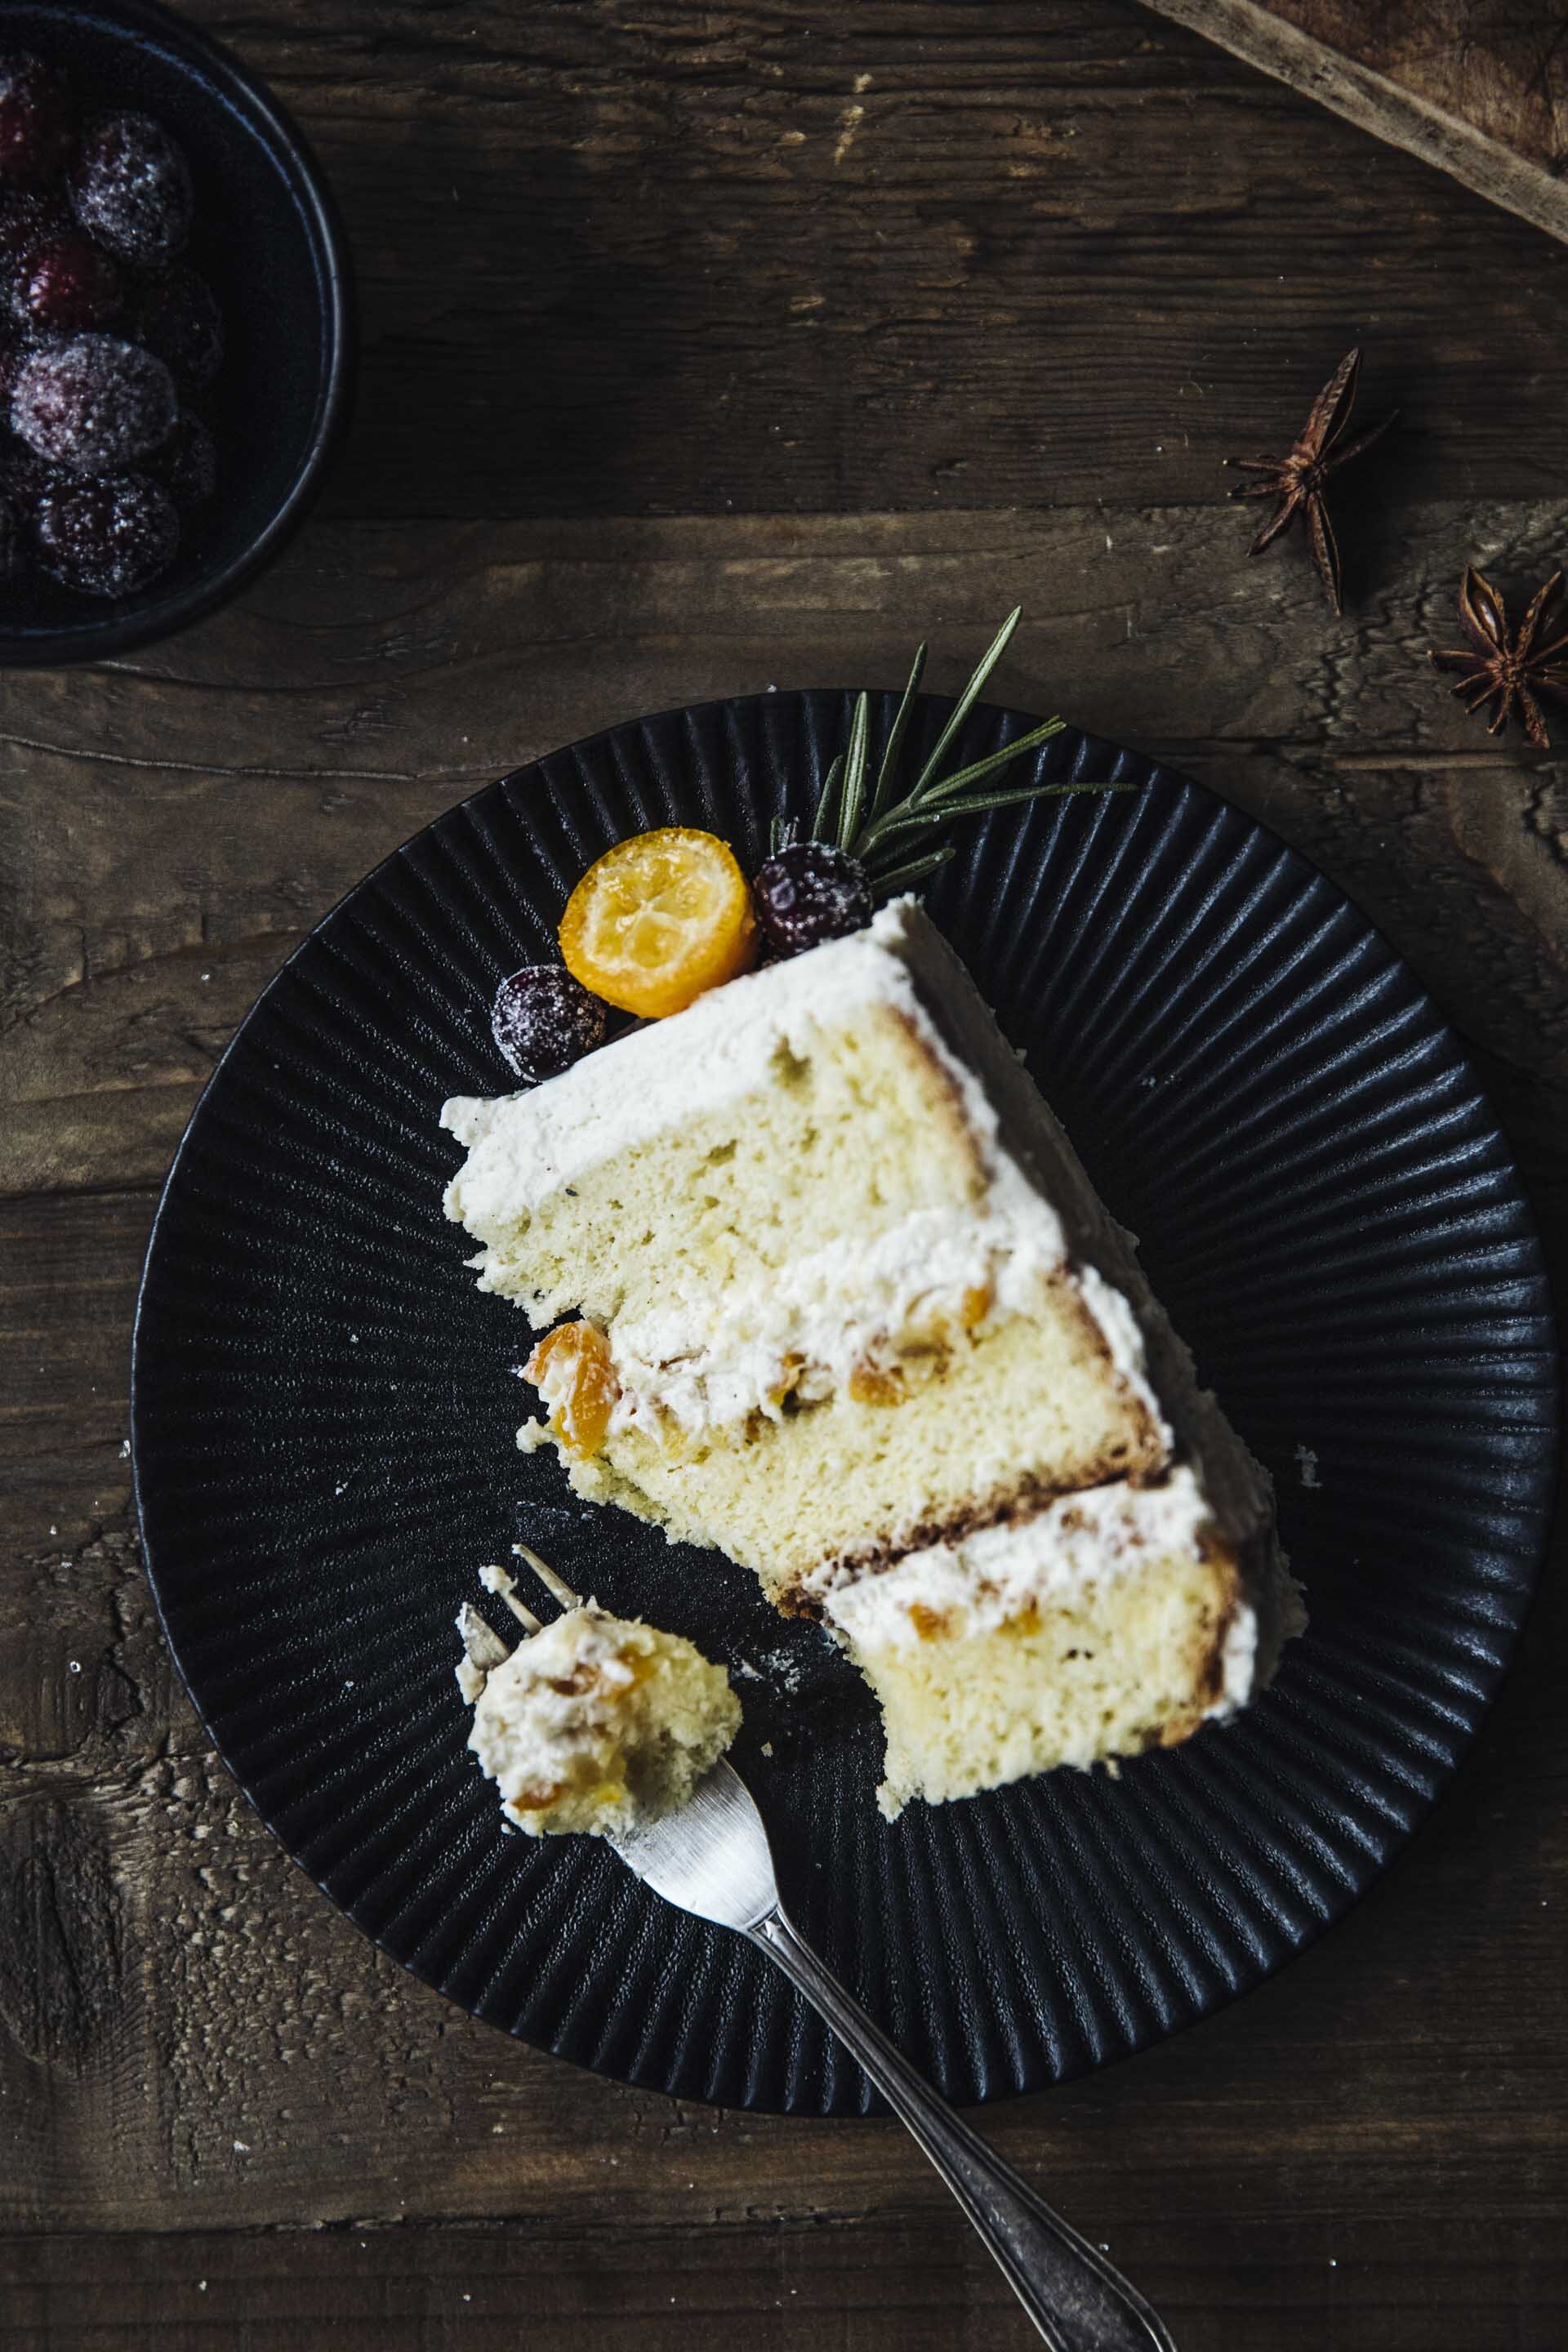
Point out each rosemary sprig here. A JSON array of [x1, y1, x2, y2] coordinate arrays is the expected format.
[[867, 641, 924, 823], [802, 607, 1132, 893]]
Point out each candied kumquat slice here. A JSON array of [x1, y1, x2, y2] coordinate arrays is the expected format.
[[558, 827, 758, 1018], [525, 1320, 620, 1457]]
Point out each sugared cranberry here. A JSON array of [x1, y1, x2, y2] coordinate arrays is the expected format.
[[11, 334, 176, 472], [69, 112, 193, 270], [0, 486, 27, 581], [751, 840, 874, 957], [492, 965, 608, 1081], [17, 233, 123, 332], [34, 470, 179, 596], [131, 263, 221, 388], [146, 409, 217, 506], [0, 56, 75, 186]]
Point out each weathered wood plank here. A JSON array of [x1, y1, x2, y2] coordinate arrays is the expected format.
[[145, 0, 1568, 519], [1, 2210, 1562, 2352], [1141, 0, 1568, 245]]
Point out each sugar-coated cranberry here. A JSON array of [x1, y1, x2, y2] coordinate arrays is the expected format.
[[492, 964, 608, 1082], [751, 840, 874, 957], [0, 56, 75, 186], [34, 470, 179, 596], [145, 409, 217, 506], [17, 233, 123, 332], [131, 263, 221, 388], [11, 333, 176, 472], [69, 112, 193, 270]]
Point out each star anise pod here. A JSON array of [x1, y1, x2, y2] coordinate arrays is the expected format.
[[1225, 347, 1398, 616], [1429, 565, 1568, 749]]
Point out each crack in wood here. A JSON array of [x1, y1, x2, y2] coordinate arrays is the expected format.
[[0, 1798, 123, 2074]]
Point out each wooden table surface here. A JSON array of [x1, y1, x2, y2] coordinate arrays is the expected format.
[[2, 4, 1565, 2346]]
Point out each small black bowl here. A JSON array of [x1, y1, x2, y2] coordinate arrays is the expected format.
[[0, 0, 353, 666]]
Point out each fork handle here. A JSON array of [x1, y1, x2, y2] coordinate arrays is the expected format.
[[748, 1907, 1176, 2352]]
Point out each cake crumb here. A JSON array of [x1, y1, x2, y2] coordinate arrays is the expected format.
[[1295, 1444, 1321, 1490]]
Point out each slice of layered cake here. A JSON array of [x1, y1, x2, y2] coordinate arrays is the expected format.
[[443, 897, 1298, 1815]]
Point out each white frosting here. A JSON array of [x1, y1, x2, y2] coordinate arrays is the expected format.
[[442, 900, 1169, 1446], [1216, 1601, 1259, 1712], [817, 1467, 1256, 1715], [461, 1606, 643, 1820], [1076, 1266, 1160, 1407], [604, 1200, 1062, 1436], [442, 904, 932, 1218]]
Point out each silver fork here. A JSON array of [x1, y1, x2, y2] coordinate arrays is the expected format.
[[486, 1546, 1178, 2352]]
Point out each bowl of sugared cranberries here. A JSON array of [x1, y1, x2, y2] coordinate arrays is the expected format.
[[0, 0, 351, 665]]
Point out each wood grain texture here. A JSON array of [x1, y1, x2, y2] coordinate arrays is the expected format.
[[1141, 0, 1568, 243], [2, 1, 1566, 2345], [1, 2209, 1560, 2352], [153, 0, 1568, 520], [1186, 0, 1568, 175]]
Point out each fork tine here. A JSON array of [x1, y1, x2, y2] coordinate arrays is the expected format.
[[513, 1541, 582, 1611], [479, 1559, 542, 1633]]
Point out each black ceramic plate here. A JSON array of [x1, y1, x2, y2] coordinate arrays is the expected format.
[[131, 693, 1559, 2116]]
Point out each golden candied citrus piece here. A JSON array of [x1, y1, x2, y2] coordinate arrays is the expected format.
[[849, 1360, 906, 1406], [766, 1352, 806, 1411], [908, 1601, 951, 1642], [559, 827, 758, 1018], [525, 1320, 620, 1457]]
